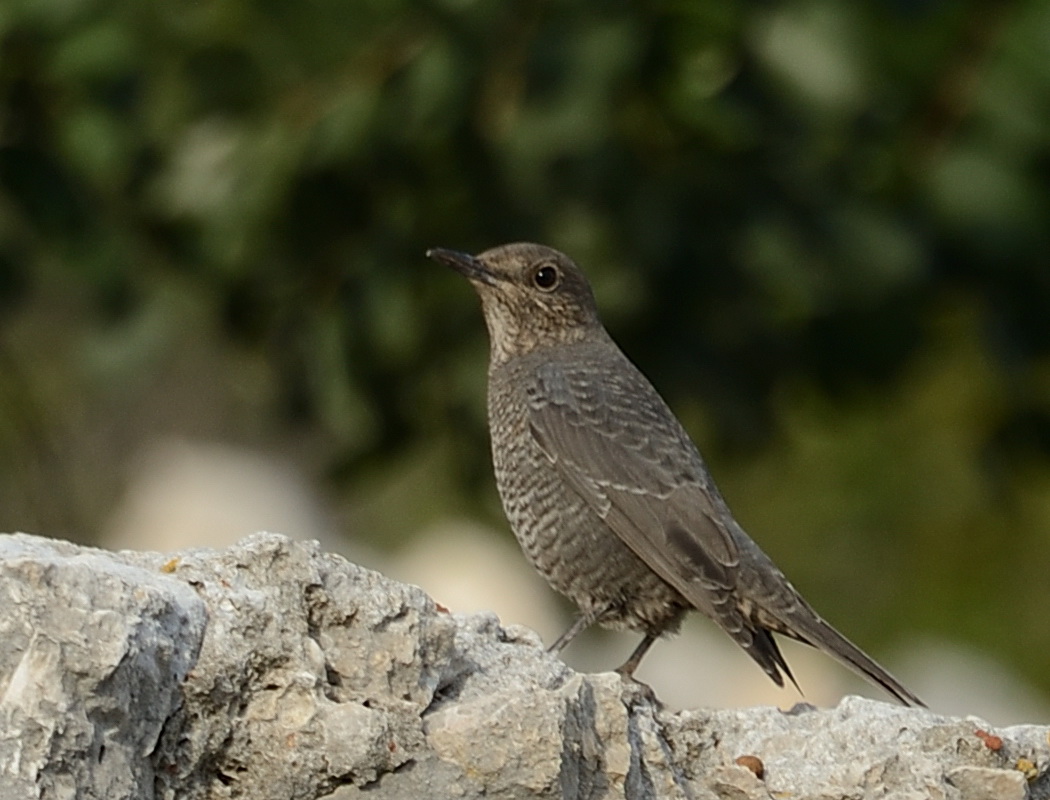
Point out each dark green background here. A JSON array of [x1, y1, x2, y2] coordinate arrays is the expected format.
[[1, 1, 1048, 695]]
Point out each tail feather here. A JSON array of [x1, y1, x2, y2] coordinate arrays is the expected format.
[[739, 625, 803, 695], [770, 603, 925, 707]]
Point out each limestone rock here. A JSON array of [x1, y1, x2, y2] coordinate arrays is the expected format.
[[0, 532, 1047, 799]]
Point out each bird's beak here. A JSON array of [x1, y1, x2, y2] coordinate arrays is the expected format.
[[426, 248, 498, 286]]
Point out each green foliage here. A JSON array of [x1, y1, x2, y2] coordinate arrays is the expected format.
[[2, 0, 1050, 690]]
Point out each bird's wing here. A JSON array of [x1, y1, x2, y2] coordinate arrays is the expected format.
[[526, 356, 924, 705], [526, 356, 806, 686], [526, 357, 743, 620]]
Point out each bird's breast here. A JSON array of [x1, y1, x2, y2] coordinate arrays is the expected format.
[[486, 356, 687, 632]]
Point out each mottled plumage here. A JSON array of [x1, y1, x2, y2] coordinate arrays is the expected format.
[[428, 242, 922, 706]]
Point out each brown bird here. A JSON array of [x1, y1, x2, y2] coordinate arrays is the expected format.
[[428, 242, 923, 706]]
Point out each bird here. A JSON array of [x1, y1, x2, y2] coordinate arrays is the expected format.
[[427, 242, 923, 706]]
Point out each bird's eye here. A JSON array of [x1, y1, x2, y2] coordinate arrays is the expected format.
[[532, 264, 560, 291]]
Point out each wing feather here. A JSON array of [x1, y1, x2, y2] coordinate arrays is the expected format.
[[521, 351, 923, 704], [527, 358, 741, 615]]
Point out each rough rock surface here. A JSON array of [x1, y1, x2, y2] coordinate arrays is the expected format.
[[0, 532, 1047, 800]]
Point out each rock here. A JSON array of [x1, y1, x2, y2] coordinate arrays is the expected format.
[[0, 531, 1047, 800], [947, 765, 1027, 800]]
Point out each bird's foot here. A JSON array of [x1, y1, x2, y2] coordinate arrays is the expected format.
[[615, 672, 662, 709]]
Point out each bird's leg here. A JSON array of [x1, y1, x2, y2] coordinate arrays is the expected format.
[[548, 602, 614, 654], [614, 633, 657, 679]]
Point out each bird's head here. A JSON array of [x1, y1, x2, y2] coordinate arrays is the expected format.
[[427, 242, 604, 363]]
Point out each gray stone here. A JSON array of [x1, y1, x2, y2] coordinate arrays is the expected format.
[[0, 532, 1047, 800], [946, 765, 1027, 800]]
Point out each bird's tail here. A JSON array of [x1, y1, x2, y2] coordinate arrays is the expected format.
[[770, 599, 925, 707]]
